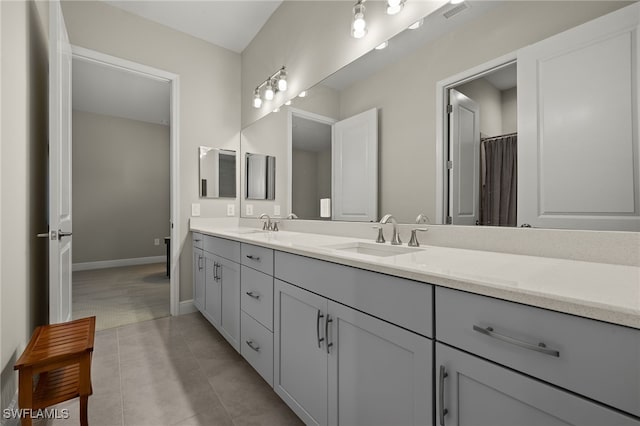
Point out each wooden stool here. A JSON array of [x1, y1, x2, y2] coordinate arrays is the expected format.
[[14, 317, 96, 426]]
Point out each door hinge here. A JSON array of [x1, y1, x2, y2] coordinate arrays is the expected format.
[[447, 104, 453, 114], [446, 216, 452, 224], [447, 161, 453, 170]]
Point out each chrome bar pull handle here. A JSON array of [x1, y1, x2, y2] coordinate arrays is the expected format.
[[325, 315, 333, 354], [216, 263, 222, 282], [246, 340, 260, 352], [316, 310, 325, 348], [246, 291, 260, 300], [473, 325, 560, 357], [245, 255, 261, 262], [198, 255, 203, 270], [439, 365, 448, 426]]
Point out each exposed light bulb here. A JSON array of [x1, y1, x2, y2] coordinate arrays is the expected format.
[[375, 41, 388, 50], [285, 100, 292, 106], [408, 19, 423, 30], [264, 81, 274, 101], [386, 0, 404, 15], [253, 90, 262, 108], [277, 70, 287, 91], [351, 2, 367, 39], [298, 91, 307, 98]]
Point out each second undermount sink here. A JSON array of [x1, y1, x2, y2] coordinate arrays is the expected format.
[[323, 242, 422, 257]]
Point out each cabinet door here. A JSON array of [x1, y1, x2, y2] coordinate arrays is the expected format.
[[274, 279, 328, 426], [436, 343, 640, 426], [218, 256, 240, 351], [193, 247, 205, 312], [204, 253, 221, 327], [327, 301, 432, 426]]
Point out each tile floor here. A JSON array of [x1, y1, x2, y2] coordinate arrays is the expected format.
[[36, 313, 302, 426]]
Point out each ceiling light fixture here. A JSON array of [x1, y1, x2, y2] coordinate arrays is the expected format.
[[408, 19, 423, 30], [298, 91, 307, 98], [252, 66, 288, 109], [386, 0, 405, 15], [351, 0, 367, 39], [450, 0, 464, 4], [375, 41, 389, 50], [285, 100, 292, 106]]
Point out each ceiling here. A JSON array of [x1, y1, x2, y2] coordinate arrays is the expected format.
[[483, 63, 517, 91], [103, 1, 282, 53], [73, 58, 170, 126], [292, 116, 332, 152]]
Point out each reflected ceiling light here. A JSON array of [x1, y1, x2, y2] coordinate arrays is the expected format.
[[375, 41, 389, 50], [450, 0, 464, 4], [351, 1, 367, 39], [408, 19, 423, 29], [252, 66, 288, 109], [298, 91, 307, 98], [285, 100, 292, 106], [273, 107, 280, 113], [386, 0, 405, 15]]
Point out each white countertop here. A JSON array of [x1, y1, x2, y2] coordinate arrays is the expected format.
[[190, 224, 640, 330]]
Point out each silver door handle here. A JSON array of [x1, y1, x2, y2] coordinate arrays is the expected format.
[[58, 230, 72, 238], [316, 310, 325, 348], [473, 325, 560, 357], [325, 315, 333, 354], [37, 232, 50, 238], [246, 340, 260, 352], [439, 365, 448, 426], [245, 291, 260, 300]]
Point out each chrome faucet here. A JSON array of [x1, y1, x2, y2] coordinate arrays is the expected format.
[[380, 214, 402, 245], [258, 213, 272, 231], [286, 213, 298, 219]]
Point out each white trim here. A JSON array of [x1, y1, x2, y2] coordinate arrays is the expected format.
[[286, 107, 337, 216], [72, 256, 165, 272], [70, 45, 181, 317], [435, 51, 517, 225], [179, 300, 197, 315]]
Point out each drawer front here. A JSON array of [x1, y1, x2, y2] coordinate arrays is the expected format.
[[241, 243, 274, 275], [241, 266, 274, 330], [241, 311, 274, 387], [275, 251, 433, 338], [204, 235, 240, 263], [436, 287, 640, 417], [192, 232, 204, 249]]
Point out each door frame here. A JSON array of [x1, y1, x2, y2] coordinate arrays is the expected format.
[[286, 107, 337, 217], [435, 51, 516, 224], [71, 46, 181, 316]]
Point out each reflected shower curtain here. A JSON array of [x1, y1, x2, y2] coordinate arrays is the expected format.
[[479, 134, 517, 226]]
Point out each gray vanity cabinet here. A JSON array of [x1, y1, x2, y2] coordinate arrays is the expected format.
[[274, 279, 432, 426], [217, 255, 241, 350], [192, 233, 205, 312], [203, 251, 221, 327], [435, 342, 639, 426]]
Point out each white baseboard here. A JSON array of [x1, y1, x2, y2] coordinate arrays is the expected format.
[[179, 300, 197, 315], [72, 256, 165, 272]]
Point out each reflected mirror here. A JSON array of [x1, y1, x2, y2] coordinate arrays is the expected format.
[[199, 147, 236, 198], [246, 153, 276, 200], [240, 1, 638, 231]]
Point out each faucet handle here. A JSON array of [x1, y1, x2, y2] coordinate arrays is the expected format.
[[272, 221, 280, 232], [262, 221, 270, 231], [408, 228, 428, 247], [371, 226, 386, 244]]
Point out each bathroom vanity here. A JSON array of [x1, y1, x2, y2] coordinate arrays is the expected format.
[[190, 224, 640, 426]]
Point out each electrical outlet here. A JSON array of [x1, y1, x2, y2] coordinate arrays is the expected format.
[[246, 204, 254, 216], [227, 204, 235, 216], [274, 205, 281, 216], [191, 203, 201, 216], [154, 238, 160, 246]]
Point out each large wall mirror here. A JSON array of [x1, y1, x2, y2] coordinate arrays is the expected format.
[[240, 1, 639, 232], [199, 147, 236, 198]]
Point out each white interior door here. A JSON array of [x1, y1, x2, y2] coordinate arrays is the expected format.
[[449, 89, 480, 226], [48, 0, 73, 324], [332, 108, 378, 222], [518, 3, 640, 231]]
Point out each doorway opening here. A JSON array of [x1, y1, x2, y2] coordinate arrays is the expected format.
[[70, 47, 180, 330]]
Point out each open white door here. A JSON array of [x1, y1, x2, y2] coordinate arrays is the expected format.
[[48, 0, 73, 324], [332, 108, 378, 222], [518, 3, 640, 231], [448, 89, 480, 226]]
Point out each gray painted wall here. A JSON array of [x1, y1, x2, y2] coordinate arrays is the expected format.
[[502, 87, 518, 134], [72, 110, 170, 264]]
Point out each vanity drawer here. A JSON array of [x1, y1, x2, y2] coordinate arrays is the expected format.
[[192, 232, 204, 249], [241, 265, 274, 331], [241, 243, 274, 275], [436, 287, 640, 417], [275, 251, 433, 337], [241, 311, 273, 387], [204, 235, 240, 263]]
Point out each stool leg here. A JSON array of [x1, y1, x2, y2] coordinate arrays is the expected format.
[[18, 368, 33, 426], [80, 395, 88, 426]]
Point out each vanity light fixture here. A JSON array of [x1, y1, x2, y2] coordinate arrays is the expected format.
[[252, 66, 288, 109], [386, 0, 405, 15], [351, 0, 367, 39], [375, 41, 389, 50], [408, 18, 423, 29]]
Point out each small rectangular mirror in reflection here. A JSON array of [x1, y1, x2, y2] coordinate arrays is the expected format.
[[246, 153, 276, 200], [199, 147, 236, 198]]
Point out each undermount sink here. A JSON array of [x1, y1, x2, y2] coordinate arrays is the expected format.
[[322, 242, 422, 257]]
